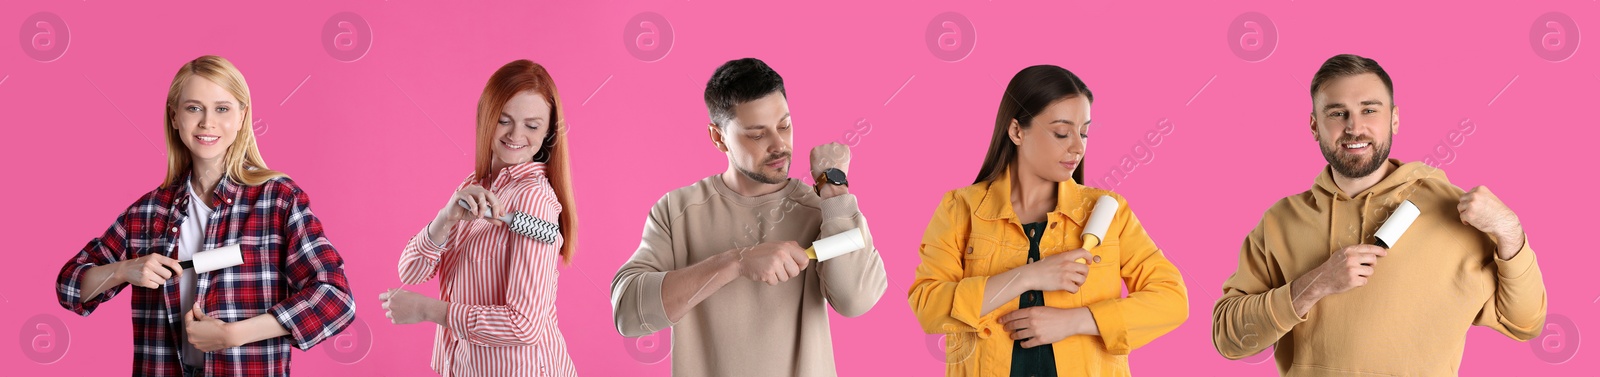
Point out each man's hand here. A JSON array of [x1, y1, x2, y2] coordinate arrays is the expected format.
[[736, 241, 810, 285], [1458, 186, 1525, 260], [809, 142, 851, 177], [1290, 244, 1388, 316], [810, 142, 851, 199]]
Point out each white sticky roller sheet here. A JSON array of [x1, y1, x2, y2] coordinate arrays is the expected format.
[[1374, 200, 1421, 249], [191, 244, 244, 273], [806, 228, 866, 262], [1080, 195, 1120, 250]]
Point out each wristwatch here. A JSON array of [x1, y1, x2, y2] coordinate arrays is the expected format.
[[815, 168, 848, 195]]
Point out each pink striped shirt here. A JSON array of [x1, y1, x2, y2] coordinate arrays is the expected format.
[[400, 162, 576, 376]]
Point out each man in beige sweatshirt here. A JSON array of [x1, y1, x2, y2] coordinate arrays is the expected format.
[[1212, 54, 1547, 375], [610, 58, 888, 376]]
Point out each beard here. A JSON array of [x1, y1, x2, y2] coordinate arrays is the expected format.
[[737, 152, 791, 184], [1319, 134, 1391, 179]]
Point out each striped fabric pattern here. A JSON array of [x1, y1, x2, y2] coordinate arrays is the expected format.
[[399, 162, 576, 377]]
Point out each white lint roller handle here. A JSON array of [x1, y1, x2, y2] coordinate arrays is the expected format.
[[179, 244, 244, 274], [1374, 200, 1420, 249], [804, 227, 866, 262], [1080, 195, 1120, 252]]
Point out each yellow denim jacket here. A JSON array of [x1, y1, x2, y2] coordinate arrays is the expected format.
[[910, 170, 1189, 376]]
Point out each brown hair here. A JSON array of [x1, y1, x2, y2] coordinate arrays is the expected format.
[[475, 60, 579, 265], [162, 55, 285, 188], [1310, 54, 1394, 103], [975, 65, 1092, 185]]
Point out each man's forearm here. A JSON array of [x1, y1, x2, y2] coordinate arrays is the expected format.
[[1288, 269, 1327, 317], [660, 250, 741, 322], [1494, 229, 1525, 260]]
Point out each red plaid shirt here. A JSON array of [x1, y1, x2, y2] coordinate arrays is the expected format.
[[56, 174, 355, 376]]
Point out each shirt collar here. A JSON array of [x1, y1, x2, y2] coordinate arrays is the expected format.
[[974, 166, 1086, 225], [491, 161, 547, 188], [172, 171, 243, 208]]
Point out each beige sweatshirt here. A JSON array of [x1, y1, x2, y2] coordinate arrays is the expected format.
[[610, 176, 888, 376], [1213, 159, 1547, 376]]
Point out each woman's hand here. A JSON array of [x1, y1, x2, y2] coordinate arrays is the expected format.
[[438, 185, 504, 223], [1001, 306, 1099, 348], [119, 254, 183, 289], [428, 185, 506, 244], [185, 303, 238, 352], [380, 288, 447, 325], [1021, 248, 1095, 293]]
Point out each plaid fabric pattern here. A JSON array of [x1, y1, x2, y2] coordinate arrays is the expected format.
[[56, 173, 355, 376]]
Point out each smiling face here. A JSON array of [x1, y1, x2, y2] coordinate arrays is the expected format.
[[491, 90, 552, 170], [171, 77, 243, 166], [1011, 95, 1091, 183], [711, 91, 793, 185], [1311, 72, 1398, 179]]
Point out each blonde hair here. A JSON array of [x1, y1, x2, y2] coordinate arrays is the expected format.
[[475, 60, 579, 265], [161, 55, 285, 188]]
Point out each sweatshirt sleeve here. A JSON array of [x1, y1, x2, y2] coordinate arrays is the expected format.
[[815, 193, 887, 318], [1472, 235, 1546, 341], [610, 194, 677, 337], [1084, 198, 1189, 355], [1212, 221, 1305, 360]]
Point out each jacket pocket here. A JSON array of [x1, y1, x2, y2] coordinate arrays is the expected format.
[[1082, 243, 1123, 304], [962, 234, 1002, 277]]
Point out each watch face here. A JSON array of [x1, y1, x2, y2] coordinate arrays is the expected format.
[[825, 169, 847, 185]]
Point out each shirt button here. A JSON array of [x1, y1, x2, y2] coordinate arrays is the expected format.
[[965, 247, 974, 254], [170, 227, 178, 233]]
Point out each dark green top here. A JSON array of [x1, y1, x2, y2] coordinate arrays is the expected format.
[[1010, 221, 1056, 377]]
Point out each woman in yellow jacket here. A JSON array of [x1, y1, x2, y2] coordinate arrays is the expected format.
[[910, 65, 1189, 376]]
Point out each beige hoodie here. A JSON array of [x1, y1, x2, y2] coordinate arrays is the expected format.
[[1213, 159, 1546, 376]]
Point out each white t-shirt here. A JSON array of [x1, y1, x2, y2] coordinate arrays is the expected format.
[[177, 182, 210, 367]]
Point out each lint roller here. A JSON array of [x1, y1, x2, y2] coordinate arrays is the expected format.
[[1373, 200, 1420, 249], [1078, 195, 1120, 263], [177, 244, 244, 274], [804, 228, 866, 262], [458, 199, 561, 244]]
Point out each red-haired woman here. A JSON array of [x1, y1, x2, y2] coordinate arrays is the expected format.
[[380, 59, 580, 376]]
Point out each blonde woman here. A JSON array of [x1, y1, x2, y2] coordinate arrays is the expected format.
[[379, 60, 580, 376], [55, 55, 356, 376]]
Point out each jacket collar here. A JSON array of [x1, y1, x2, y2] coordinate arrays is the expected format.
[[974, 167, 1087, 226]]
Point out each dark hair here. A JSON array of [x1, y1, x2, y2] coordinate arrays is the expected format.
[[975, 65, 1093, 184], [704, 58, 786, 127], [1310, 54, 1394, 103]]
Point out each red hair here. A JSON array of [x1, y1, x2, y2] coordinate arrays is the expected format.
[[475, 60, 578, 264]]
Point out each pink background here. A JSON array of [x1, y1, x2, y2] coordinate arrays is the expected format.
[[2, 0, 1594, 375]]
